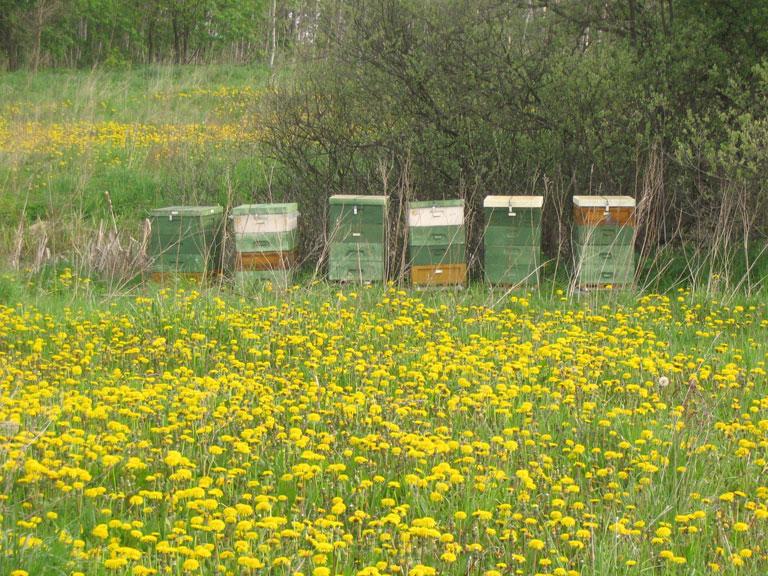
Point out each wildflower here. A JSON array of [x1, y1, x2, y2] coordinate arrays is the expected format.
[[528, 539, 545, 551], [104, 558, 128, 570]]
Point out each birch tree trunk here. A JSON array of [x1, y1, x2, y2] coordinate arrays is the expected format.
[[269, 0, 277, 68]]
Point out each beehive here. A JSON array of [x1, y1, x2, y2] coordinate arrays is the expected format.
[[483, 196, 543, 285], [148, 206, 224, 280], [328, 195, 387, 282], [231, 203, 298, 288], [408, 199, 466, 287], [572, 196, 636, 287]]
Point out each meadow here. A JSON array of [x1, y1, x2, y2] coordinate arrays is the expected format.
[[0, 65, 273, 259], [0, 277, 767, 575], [2, 65, 768, 576], [2, 65, 767, 292]]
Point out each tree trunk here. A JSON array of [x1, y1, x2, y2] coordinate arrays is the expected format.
[[269, 0, 277, 68], [2, 35, 21, 71], [172, 12, 181, 64], [31, 2, 44, 72], [181, 24, 189, 64], [147, 19, 155, 64], [0, 14, 20, 71], [6, 45, 21, 71]]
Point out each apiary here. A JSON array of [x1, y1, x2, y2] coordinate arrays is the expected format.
[[231, 203, 298, 288], [328, 195, 388, 282], [408, 199, 466, 287], [148, 205, 224, 281], [483, 196, 543, 285], [572, 195, 636, 287]]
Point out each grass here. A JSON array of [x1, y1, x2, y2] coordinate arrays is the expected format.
[[0, 65, 269, 124], [0, 278, 767, 575], [0, 64, 278, 253]]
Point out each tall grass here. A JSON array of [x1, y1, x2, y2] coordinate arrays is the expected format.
[[1, 281, 768, 574]]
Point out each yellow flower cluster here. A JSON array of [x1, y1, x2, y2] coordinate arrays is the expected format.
[[1, 288, 767, 575], [0, 83, 265, 158], [152, 85, 264, 109], [0, 120, 259, 156]]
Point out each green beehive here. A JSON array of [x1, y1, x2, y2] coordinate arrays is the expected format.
[[572, 195, 636, 287], [408, 200, 466, 266], [231, 203, 298, 253], [483, 196, 543, 285], [148, 206, 224, 275], [328, 195, 387, 282]]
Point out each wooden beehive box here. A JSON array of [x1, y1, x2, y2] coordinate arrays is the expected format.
[[572, 195, 636, 287], [148, 206, 224, 276], [327, 195, 388, 282], [408, 199, 466, 286], [483, 195, 543, 285], [231, 203, 298, 251], [231, 203, 298, 286]]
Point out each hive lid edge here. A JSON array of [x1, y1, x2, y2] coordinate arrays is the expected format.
[[573, 195, 636, 208], [231, 203, 299, 215], [329, 195, 388, 205], [149, 205, 224, 216], [484, 196, 543, 208], [409, 199, 464, 209]]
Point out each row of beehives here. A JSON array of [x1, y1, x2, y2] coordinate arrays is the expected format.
[[147, 194, 636, 288]]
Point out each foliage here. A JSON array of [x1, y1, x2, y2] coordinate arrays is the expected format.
[[4, 1, 768, 291], [0, 0, 324, 69], [260, 0, 768, 286]]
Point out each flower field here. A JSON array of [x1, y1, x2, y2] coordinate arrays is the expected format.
[[1, 286, 767, 575], [0, 68, 269, 238], [0, 119, 260, 156], [0, 85, 263, 156]]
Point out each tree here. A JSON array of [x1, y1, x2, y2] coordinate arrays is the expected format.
[[0, 0, 38, 70], [260, 0, 768, 283]]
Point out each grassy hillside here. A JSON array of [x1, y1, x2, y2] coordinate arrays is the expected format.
[[0, 65, 274, 250]]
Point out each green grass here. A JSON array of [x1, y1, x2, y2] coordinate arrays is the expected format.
[[1, 278, 767, 574], [0, 64, 278, 251], [0, 65, 270, 124]]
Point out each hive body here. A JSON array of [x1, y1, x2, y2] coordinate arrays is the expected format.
[[148, 205, 224, 281], [231, 203, 298, 289], [483, 196, 543, 285], [408, 199, 466, 287], [328, 195, 388, 283], [572, 196, 636, 287]]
